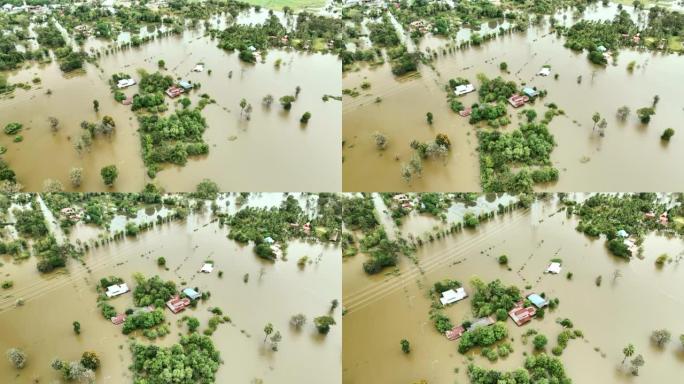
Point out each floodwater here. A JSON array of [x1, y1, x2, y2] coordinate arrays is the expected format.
[[0, 196, 341, 383], [342, 4, 684, 191], [342, 194, 684, 383], [1, 18, 341, 192]]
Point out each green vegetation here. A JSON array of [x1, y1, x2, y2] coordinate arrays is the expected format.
[[571, 194, 668, 258], [4, 122, 22, 135], [400, 339, 411, 354], [661, 128, 675, 141], [100, 165, 118, 187], [132, 274, 177, 308], [458, 322, 508, 354], [470, 278, 521, 319], [130, 333, 220, 383], [139, 109, 209, 176], [478, 119, 558, 193], [314, 315, 336, 335], [122, 308, 167, 336], [467, 353, 571, 384], [5, 348, 27, 369]]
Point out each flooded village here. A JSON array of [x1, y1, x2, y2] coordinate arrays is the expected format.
[[342, 192, 684, 383], [0, 0, 342, 192], [0, 192, 342, 383], [341, 0, 684, 191]]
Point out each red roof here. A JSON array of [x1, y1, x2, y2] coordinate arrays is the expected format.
[[459, 107, 472, 117], [111, 313, 127, 325], [165, 87, 184, 98], [166, 295, 191, 314], [509, 305, 536, 326], [508, 94, 529, 108], [446, 325, 466, 340]]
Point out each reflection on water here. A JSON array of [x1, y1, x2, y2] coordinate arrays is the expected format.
[[343, 195, 684, 383]]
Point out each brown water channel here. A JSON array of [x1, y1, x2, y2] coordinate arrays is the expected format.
[[0, 196, 341, 383], [342, 4, 684, 191], [1, 22, 341, 192], [342, 194, 684, 383]]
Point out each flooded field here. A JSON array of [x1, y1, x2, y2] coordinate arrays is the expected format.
[[342, 4, 684, 191], [0, 193, 341, 383], [1, 19, 341, 192], [342, 194, 684, 383]]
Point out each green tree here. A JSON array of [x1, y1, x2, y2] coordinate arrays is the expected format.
[[592, 112, 600, 130], [93, 100, 99, 112], [80, 351, 100, 371], [187, 317, 200, 332], [5, 348, 27, 369], [661, 128, 674, 142], [499, 62, 508, 71], [100, 165, 118, 187], [73, 321, 81, 335], [157, 257, 166, 267], [314, 316, 336, 335], [279, 95, 296, 110], [630, 354, 645, 375], [651, 329, 671, 347], [157, 59, 165, 68], [533, 334, 548, 350], [263, 323, 273, 343], [400, 339, 410, 353], [300, 112, 312, 124], [426, 112, 433, 125], [622, 343, 635, 364]]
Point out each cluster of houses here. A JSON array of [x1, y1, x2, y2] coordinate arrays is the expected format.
[[263, 237, 284, 259], [408, 19, 432, 34], [508, 293, 548, 326], [392, 194, 414, 210], [106, 262, 214, 325], [165, 80, 193, 98], [1, 3, 56, 14], [644, 211, 669, 226], [59, 207, 85, 222]]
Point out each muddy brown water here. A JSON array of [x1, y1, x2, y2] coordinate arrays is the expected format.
[[1, 23, 341, 192], [342, 194, 684, 383], [0, 196, 341, 383], [342, 5, 684, 191]]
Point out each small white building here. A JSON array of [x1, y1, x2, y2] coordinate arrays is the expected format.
[[192, 63, 204, 72], [116, 78, 136, 89], [105, 283, 129, 298], [454, 83, 475, 96], [537, 67, 551, 76], [2, 4, 14, 12], [546, 262, 562, 274], [200, 263, 214, 273], [439, 287, 468, 306]]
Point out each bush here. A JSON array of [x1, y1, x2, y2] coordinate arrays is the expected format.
[[661, 128, 674, 141], [4, 122, 22, 135], [314, 315, 336, 335], [100, 165, 118, 186], [533, 334, 548, 350], [498, 255, 508, 265], [6, 348, 27, 369]]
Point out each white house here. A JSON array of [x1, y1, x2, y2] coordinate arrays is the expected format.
[[105, 283, 129, 298], [192, 63, 204, 72], [546, 262, 562, 274], [2, 4, 14, 12], [454, 83, 475, 96], [116, 78, 136, 89], [439, 287, 468, 306], [537, 67, 551, 76], [200, 263, 214, 273]]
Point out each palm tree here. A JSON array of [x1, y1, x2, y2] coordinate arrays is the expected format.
[[622, 344, 635, 364], [592, 112, 601, 130]]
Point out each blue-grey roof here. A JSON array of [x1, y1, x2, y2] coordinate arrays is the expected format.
[[183, 288, 200, 299], [527, 294, 547, 308]]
